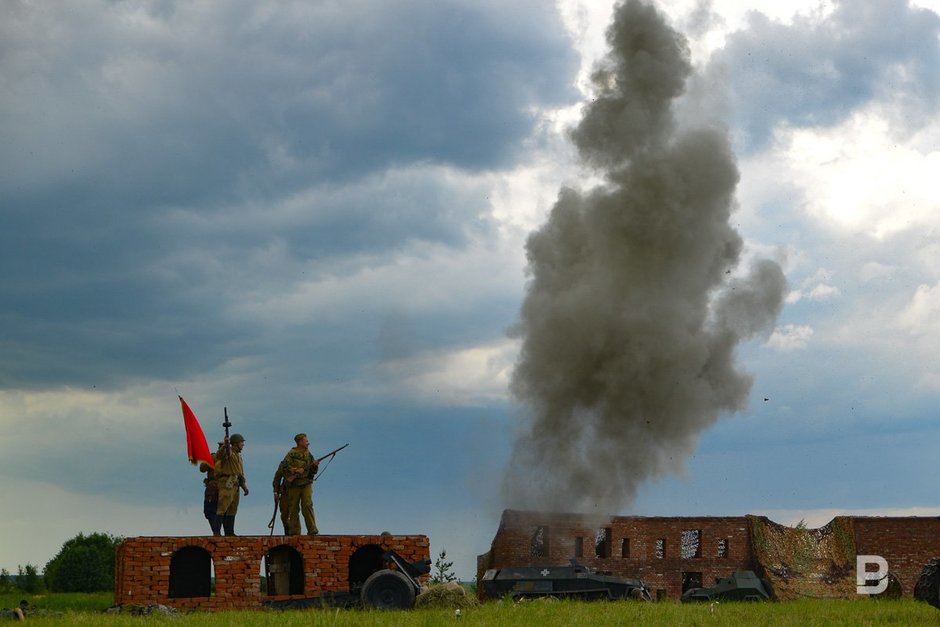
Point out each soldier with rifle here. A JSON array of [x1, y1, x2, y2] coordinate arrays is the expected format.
[[273, 434, 347, 536], [214, 408, 249, 536], [270, 463, 291, 535]]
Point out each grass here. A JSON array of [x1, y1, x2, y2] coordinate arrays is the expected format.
[[0, 591, 113, 612], [2, 594, 940, 626]]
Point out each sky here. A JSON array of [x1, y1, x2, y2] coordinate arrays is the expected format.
[[2, 0, 940, 581]]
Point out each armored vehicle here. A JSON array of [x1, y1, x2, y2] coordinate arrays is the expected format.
[[481, 561, 651, 601], [680, 570, 771, 602]]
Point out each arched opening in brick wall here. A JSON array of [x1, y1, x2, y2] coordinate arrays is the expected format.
[[263, 545, 304, 596], [348, 544, 385, 596], [169, 545, 213, 598]]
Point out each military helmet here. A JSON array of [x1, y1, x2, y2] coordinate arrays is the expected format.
[[230, 433, 245, 444]]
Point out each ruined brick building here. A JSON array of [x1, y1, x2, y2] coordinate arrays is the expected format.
[[115, 534, 429, 610], [477, 509, 940, 601]]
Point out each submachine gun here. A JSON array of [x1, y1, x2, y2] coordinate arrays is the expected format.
[[222, 407, 232, 450]]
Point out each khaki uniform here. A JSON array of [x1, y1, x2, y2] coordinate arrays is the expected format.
[[277, 446, 319, 535], [215, 443, 246, 517]]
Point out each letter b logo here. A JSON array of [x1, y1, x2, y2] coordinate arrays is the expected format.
[[856, 555, 888, 594]]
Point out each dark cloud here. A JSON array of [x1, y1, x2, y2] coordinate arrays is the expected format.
[[0, 0, 578, 390], [713, 0, 940, 150], [1, 0, 577, 197]]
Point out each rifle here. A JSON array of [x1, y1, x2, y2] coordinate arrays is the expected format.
[[313, 443, 348, 481], [316, 443, 349, 463], [222, 407, 232, 452], [267, 482, 282, 536]]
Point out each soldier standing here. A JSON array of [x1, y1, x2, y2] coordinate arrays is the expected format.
[[277, 433, 319, 535], [271, 464, 291, 535], [199, 460, 222, 536], [215, 433, 249, 536]]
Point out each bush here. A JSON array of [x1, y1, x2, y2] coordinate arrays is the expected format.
[[44, 532, 122, 593], [16, 564, 42, 593]]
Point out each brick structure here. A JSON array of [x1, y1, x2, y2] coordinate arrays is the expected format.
[[477, 509, 940, 601], [854, 517, 940, 598], [115, 534, 429, 610]]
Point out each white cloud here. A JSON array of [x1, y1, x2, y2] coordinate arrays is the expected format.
[[766, 324, 814, 351], [897, 283, 940, 335], [0, 477, 207, 572], [375, 339, 518, 407], [781, 107, 940, 239], [807, 283, 841, 300], [860, 261, 896, 282], [785, 290, 803, 304]]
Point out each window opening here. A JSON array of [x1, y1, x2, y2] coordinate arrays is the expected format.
[[680, 529, 701, 559], [169, 546, 212, 598], [594, 528, 611, 558], [530, 526, 549, 559]]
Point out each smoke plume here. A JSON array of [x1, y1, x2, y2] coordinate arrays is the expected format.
[[502, 0, 786, 513]]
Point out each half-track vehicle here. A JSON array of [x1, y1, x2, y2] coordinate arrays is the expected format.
[[481, 561, 651, 601]]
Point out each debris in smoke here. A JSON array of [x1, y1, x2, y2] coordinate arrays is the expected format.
[[502, 0, 786, 513]]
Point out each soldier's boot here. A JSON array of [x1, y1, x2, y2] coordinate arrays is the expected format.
[[222, 515, 236, 536], [209, 514, 223, 537]]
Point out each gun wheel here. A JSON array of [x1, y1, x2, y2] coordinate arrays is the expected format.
[[361, 569, 416, 610]]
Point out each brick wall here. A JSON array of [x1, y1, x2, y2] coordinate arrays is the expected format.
[[854, 517, 940, 596], [478, 510, 940, 601], [115, 534, 429, 610], [479, 510, 753, 600]]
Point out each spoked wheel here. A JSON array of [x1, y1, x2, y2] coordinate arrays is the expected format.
[[360, 569, 416, 610]]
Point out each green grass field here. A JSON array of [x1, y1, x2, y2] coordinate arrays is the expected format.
[[3, 592, 940, 626]]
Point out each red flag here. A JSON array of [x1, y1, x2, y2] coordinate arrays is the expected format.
[[179, 396, 214, 468]]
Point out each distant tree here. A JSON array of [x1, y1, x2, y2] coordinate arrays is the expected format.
[[16, 564, 42, 593], [44, 532, 122, 592], [430, 548, 457, 584], [0, 568, 11, 592]]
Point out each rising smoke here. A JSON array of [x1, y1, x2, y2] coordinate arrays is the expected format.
[[502, 0, 786, 513]]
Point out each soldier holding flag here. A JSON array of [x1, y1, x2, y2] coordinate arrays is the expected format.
[[215, 433, 249, 536], [179, 398, 249, 536]]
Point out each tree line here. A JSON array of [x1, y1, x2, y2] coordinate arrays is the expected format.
[[1, 532, 121, 593]]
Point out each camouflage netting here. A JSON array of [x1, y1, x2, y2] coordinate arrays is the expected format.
[[747, 515, 856, 600]]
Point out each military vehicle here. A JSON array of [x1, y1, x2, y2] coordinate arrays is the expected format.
[[915, 558, 940, 608], [680, 570, 772, 602], [481, 561, 652, 601]]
